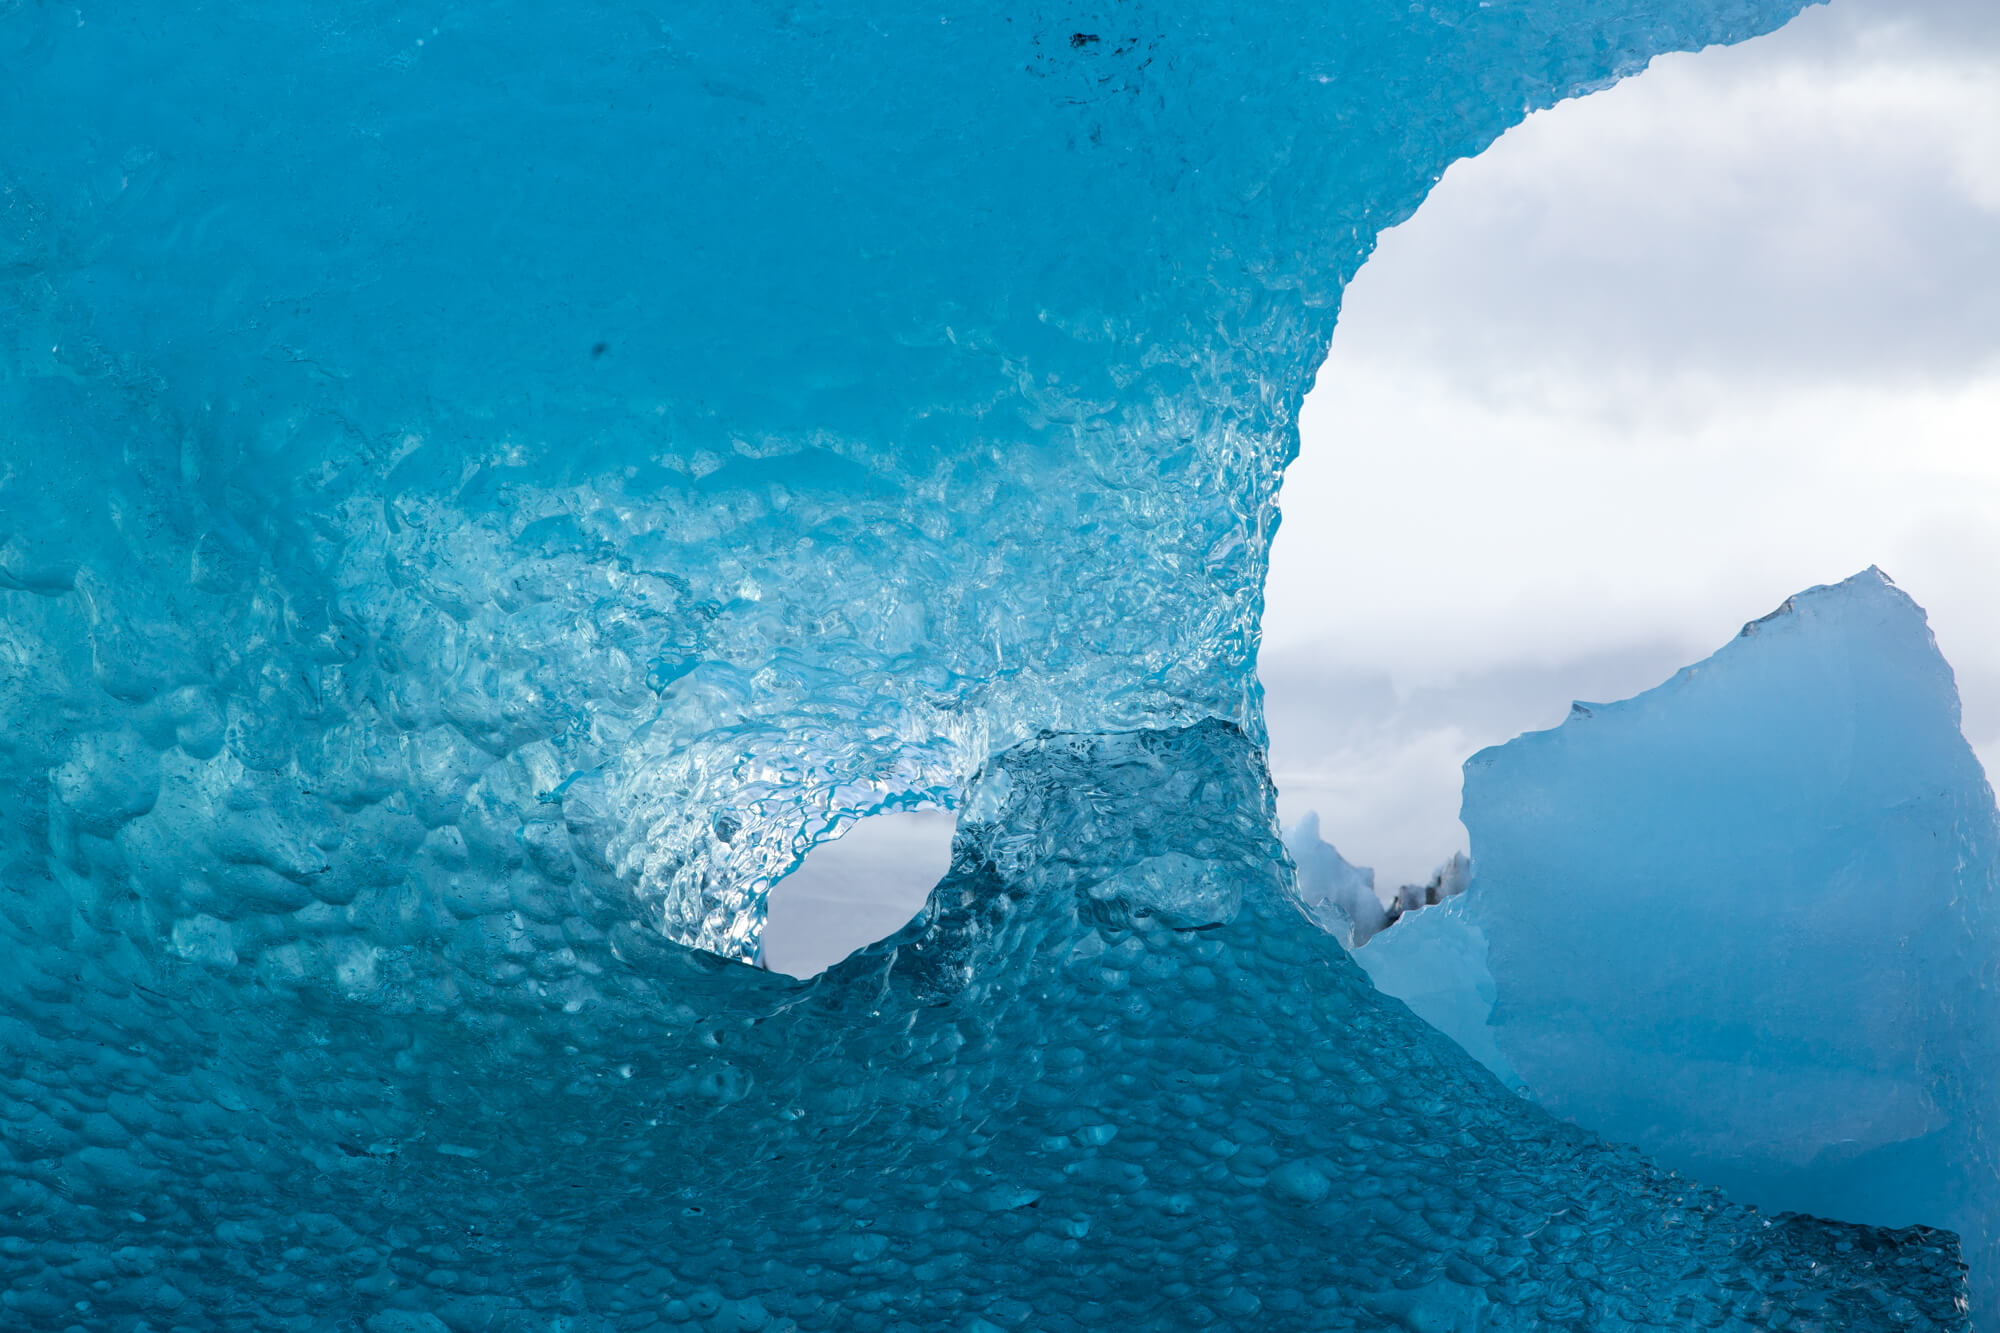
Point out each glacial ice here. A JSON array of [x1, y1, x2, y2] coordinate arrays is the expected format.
[[1455, 568, 2000, 1319], [1354, 896, 1524, 1096], [1281, 817, 1517, 1090], [0, 0, 1974, 1328]]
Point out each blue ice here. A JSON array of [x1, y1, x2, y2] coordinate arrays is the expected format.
[[0, 0, 1973, 1327], [1423, 568, 1999, 1319]]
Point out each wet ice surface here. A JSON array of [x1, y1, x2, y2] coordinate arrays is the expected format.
[[0, 0, 1973, 1326]]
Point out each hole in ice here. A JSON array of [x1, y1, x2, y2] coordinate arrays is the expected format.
[[1261, 0, 2000, 887], [758, 809, 957, 978]]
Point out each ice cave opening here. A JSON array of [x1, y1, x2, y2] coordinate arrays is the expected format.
[[759, 809, 956, 977], [3, 0, 1991, 1329], [1261, 0, 2000, 891]]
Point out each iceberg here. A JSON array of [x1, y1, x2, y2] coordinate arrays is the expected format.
[[1460, 568, 2000, 1318], [1, 0, 1971, 1328], [1281, 816, 1520, 1095], [1285, 812, 1396, 945], [1354, 895, 1526, 1097], [1285, 813, 1472, 946]]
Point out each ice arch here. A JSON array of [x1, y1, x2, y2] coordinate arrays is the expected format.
[[2, 0, 1819, 961], [2, 2, 1973, 1330]]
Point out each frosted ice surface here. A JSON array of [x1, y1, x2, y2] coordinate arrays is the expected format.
[[1460, 568, 2000, 1320], [2, 0, 1971, 1327]]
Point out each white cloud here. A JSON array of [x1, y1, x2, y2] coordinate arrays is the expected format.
[[1335, 15, 2000, 394]]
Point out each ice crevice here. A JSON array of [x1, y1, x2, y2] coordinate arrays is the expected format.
[[0, 0, 1978, 1328]]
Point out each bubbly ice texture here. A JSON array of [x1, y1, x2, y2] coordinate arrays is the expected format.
[[0, 722, 1971, 1329], [1458, 568, 2000, 1319], [4, 0, 1971, 1327]]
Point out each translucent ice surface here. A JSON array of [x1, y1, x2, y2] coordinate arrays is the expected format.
[[1281, 818, 1518, 1094], [2, 0, 1972, 1327], [1460, 568, 2000, 1318], [1354, 897, 1525, 1096], [0, 0, 1824, 958]]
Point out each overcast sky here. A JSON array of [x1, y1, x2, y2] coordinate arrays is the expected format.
[[1263, 0, 2000, 887], [769, 0, 2000, 970]]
